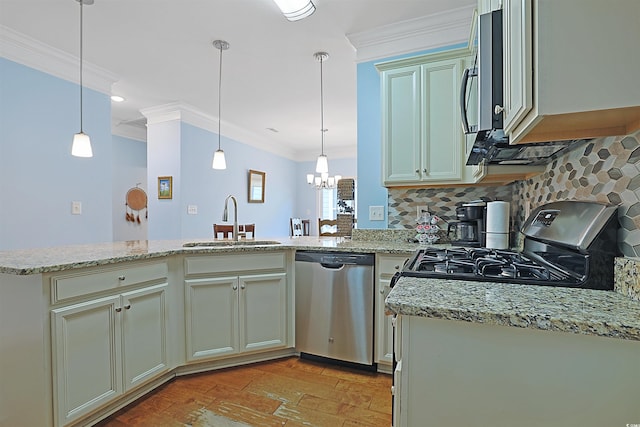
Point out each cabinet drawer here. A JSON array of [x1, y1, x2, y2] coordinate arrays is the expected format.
[[378, 256, 409, 275], [51, 262, 168, 304], [184, 252, 286, 276]]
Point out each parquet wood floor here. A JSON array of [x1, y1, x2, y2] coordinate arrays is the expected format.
[[95, 356, 392, 427]]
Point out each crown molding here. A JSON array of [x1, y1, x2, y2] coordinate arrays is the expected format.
[[140, 102, 300, 160], [0, 24, 118, 94], [112, 121, 147, 142], [346, 5, 475, 63]]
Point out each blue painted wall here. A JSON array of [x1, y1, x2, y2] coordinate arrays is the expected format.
[[355, 43, 467, 229], [112, 135, 147, 242], [0, 56, 357, 249], [0, 58, 113, 250]]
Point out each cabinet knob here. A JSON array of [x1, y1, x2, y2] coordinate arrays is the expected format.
[[124, 304, 131, 310], [394, 265, 400, 270], [415, 169, 419, 174], [232, 285, 238, 290], [494, 104, 504, 115], [118, 275, 125, 281], [380, 288, 385, 294], [115, 307, 122, 312], [241, 284, 246, 289], [423, 169, 427, 173]]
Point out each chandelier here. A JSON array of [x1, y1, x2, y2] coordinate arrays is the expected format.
[[307, 173, 342, 189]]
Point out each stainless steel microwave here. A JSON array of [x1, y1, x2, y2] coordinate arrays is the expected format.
[[460, 9, 586, 166]]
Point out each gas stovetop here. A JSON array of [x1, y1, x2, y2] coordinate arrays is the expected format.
[[403, 247, 583, 286], [396, 201, 620, 291]]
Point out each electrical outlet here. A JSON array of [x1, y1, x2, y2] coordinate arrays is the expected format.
[[369, 206, 384, 221], [187, 205, 198, 215], [71, 201, 82, 215], [417, 205, 429, 217]]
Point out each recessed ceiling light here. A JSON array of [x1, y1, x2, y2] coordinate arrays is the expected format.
[[111, 95, 125, 102]]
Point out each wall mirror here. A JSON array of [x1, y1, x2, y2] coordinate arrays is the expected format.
[[248, 169, 265, 203]]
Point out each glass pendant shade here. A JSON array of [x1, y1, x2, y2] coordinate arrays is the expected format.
[[306, 174, 314, 184], [71, 132, 93, 157], [315, 154, 329, 174], [212, 149, 227, 170], [272, 0, 315, 21]]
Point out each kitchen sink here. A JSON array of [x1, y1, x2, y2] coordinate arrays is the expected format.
[[183, 240, 282, 247]]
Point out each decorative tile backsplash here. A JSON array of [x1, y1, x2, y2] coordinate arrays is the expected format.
[[388, 130, 640, 257]]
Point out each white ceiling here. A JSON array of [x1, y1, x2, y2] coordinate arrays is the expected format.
[[0, 0, 474, 160]]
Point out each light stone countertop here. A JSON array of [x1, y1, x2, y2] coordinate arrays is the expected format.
[[0, 236, 417, 275], [4, 234, 639, 343], [385, 275, 640, 341]]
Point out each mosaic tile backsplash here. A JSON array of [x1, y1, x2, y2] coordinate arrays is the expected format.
[[388, 130, 640, 257]]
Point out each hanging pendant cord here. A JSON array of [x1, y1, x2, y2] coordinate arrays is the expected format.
[[217, 46, 223, 150], [320, 56, 325, 156], [79, 0, 84, 133]]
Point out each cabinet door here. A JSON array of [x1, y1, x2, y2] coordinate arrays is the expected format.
[[51, 296, 122, 427], [421, 58, 464, 181], [239, 273, 287, 352], [185, 276, 239, 360], [121, 283, 169, 391], [502, 0, 533, 135], [375, 256, 405, 366], [381, 65, 422, 184]]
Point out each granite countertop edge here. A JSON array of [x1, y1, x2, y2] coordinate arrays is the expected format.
[[385, 276, 640, 342], [0, 237, 417, 275]]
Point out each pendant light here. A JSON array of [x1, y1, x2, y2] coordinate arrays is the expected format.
[[272, 0, 316, 21], [306, 52, 341, 189], [71, 0, 94, 158], [212, 40, 229, 170], [315, 51, 328, 174]]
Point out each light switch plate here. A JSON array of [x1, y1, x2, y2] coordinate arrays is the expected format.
[[71, 201, 82, 215], [187, 205, 198, 215], [369, 205, 384, 221]]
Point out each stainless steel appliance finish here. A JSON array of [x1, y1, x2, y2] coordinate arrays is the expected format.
[[295, 251, 375, 367], [521, 201, 618, 251], [461, 10, 587, 166], [395, 201, 619, 290]]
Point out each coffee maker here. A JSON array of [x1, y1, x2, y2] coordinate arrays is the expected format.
[[447, 201, 487, 247]]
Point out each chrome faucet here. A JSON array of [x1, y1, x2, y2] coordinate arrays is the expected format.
[[222, 195, 239, 241]]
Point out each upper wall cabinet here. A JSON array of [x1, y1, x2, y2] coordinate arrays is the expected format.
[[503, 0, 640, 144], [377, 49, 481, 187]]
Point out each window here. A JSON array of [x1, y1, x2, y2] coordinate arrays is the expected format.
[[319, 188, 337, 219]]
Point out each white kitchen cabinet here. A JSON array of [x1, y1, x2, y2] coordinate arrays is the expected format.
[[184, 252, 290, 362], [375, 254, 408, 370], [395, 315, 640, 427], [502, 0, 640, 144], [51, 280, 168, 427], [378, 49, 493, 187], [379, 50, 466, 186]]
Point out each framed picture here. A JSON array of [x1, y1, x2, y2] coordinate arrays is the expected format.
[[158, 176, 172, 199], [248, 169, 265, 203]]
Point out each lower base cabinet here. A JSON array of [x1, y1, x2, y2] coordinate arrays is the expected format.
[[185, 273, 287, 361], [51, 283, 168, 427], [395, 315, 640, 427], [375, 255, 408, 369], [183, 252, 290, 363]]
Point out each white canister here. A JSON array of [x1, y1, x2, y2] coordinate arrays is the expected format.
[[486, 201, 510, 249]]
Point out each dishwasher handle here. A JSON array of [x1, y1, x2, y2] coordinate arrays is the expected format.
[[320, 262, 346, 270]]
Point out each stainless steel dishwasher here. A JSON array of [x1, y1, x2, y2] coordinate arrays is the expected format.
[[295, 251, 375, 368]]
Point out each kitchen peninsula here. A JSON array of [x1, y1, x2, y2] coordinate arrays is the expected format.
[[0, 235, 415, 427], [2, 235, 640, 427]]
